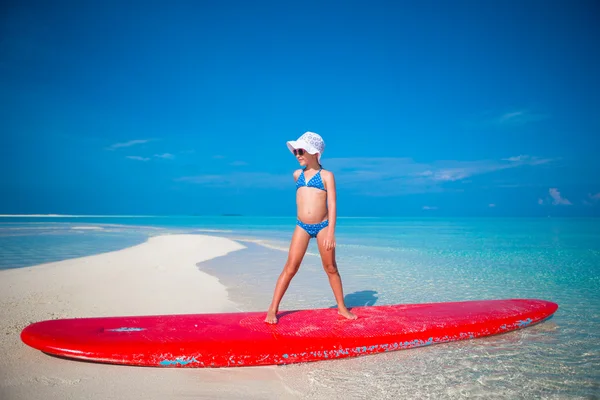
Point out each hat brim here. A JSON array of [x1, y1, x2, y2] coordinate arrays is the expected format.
[[286, 140, 321, 161]]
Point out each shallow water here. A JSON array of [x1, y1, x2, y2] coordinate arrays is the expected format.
[[200, 240, 599, 398], [0, 223, 150, 269], [1, 216, 599, 398]]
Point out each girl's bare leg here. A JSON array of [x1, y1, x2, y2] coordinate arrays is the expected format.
[[265, 226, 311, 324], [316, 227, 357, 320]]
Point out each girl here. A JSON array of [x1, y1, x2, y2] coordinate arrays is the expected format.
[[265, 131, 357, 324]]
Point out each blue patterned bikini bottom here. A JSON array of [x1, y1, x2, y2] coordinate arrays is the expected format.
[[297, 219, 329, 238]]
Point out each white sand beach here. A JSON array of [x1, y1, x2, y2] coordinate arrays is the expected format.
[[0, 234, 300, 400]]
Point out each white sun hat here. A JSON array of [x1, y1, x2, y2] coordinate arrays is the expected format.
[[286, 131, 325, 162]]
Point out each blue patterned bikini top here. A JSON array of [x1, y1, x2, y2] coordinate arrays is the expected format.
[[296, 168, 326, 191]]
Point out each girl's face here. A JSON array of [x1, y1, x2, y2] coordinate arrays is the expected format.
[[293, 148, 315, 166]]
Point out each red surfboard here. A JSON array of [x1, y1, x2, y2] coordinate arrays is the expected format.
[[20, 298, 557, 368]]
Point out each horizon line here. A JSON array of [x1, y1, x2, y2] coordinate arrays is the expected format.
[[0, 214, 597, 219]]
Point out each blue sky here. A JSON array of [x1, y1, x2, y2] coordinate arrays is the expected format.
[[1, 0, 599, 216]]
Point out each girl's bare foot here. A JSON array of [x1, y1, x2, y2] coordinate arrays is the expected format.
[[265, 309, 278, 324], [338, 307, 358, 320]]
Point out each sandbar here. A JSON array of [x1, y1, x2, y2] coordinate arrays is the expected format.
[[0, 234, 300, 400]]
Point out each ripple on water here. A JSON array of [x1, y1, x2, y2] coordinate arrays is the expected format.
[[4, 219, 598, 398], [199, 227, 600, 400]]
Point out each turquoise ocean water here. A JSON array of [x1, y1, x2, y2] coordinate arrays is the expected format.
[[1, 216, 599, 399]]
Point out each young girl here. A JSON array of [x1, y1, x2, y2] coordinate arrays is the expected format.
[[265, 131, 358, 324]]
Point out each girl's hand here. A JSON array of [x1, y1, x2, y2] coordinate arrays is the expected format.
[[324, 234, 336, 251]]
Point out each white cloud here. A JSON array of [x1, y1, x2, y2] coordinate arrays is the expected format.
[[466, 110, 549, 129], [108, 139, 151, 150], [154, 153, 174, 159], [488, 203, 496, 208], [495, 110, 549, 125], [422, 206, 438, 210], [126, 156, 150, 162], [322, 155, 556, 195], [501, 155, 554, 165], [428, 168, 471, 182], [584, 193, 600, 206], [498, 111, 525, 122], [502, 155, 528, 162], [176, 155, 557, 197], [549, 188, 572, 205], [539, 188, 572, 206]]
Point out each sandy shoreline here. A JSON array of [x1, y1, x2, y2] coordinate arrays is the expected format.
[[0, 234, 300, 400]]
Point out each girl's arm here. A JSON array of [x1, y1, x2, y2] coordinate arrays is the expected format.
[[293, 169, 302, 182], [324, 171, 337, 249]]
